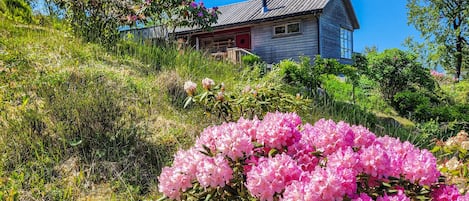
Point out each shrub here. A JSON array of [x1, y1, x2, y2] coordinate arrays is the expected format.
[[158, 112, 467, 200], [183, 78, 309, 122], [278, 56, 357, 96], [414, 104, 469, 123], [242, 54, 262, 66], [3, 0, 33, 23], [366, 49, 436, 102], [432, 131, 469, 194], [393, 90, 431, 117]]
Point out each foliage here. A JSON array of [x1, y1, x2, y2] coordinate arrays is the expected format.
[[414, 103, 469, 123], [53, 0, 137, 46], [1, 0, 33, 23], [366, 48, 436, 103], [139, 0, 220, 34], [0, 16, 245, 199], [432, 131, 469, 194], [241, 54, 262, 66], [183, 78, 309, 122], [443, 80, 469, 104], [393, 90, 432, 117], [407, 0, 469, 80], [158, 112, 468, 200], [278, 56, 357, 96]]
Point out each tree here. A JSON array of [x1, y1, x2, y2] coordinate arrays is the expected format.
[[366, 49, 436, 102], [53, 0, 138, 46], [139, 0, 220, 37], [407, 0, 469, 81]]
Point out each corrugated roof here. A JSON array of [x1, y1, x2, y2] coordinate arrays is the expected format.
[[177, 0, 331, 33]]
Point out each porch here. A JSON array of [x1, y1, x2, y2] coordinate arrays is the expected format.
[[189, 27, 253, 63]]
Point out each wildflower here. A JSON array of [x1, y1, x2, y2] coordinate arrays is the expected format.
[[216, 91, 224, 101], [190, 2, 198, 8]]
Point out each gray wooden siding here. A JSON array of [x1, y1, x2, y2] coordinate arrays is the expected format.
[[251, 15, 319, 64], [320, 0, 354, 64]]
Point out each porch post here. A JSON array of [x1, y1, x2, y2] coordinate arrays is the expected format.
[[196, 37, 200, 50]]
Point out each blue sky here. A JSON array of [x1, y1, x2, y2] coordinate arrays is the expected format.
[[203, 0, 423, 53]]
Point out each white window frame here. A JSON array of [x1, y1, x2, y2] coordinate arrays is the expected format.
[[340, 28, 353, 59], [273, 22, 301, 36]]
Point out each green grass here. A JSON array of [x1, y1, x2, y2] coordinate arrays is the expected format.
[[0, 15, 430, 199], [0, 16, 245, 200]]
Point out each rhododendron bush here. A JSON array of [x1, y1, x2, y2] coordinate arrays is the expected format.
[[158, 112, 469, 200]]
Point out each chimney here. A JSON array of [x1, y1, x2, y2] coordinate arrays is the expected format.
[[262, 0, 268, 13]]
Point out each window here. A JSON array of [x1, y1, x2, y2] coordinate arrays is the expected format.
[[273, 22, 301, 36], [340, 28, 352, 59]]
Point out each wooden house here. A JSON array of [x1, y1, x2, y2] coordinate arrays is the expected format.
[[128, 0, 359, 64]]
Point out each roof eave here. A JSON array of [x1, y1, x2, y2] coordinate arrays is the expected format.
[[343, 0, 359, 29], [176, 9, 324, 36]]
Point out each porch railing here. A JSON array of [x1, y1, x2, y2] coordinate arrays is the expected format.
[[226, 47, 255, 64]]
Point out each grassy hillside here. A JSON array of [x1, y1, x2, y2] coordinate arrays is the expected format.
[[0, 16, 251, 200], [0, 16, 427, 200]]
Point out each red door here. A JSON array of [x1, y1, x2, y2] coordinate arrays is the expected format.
[[235, 33, 251, 49]]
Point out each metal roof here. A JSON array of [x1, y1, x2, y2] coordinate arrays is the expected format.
[[177, 0, 363, 34], [216, 0, 330, 24], [176, 0, 331, 33]]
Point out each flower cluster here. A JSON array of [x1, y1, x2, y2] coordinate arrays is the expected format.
[[432, 130, 469, 195], [431, 70, 445, 79], [158, 112, 468, 200]]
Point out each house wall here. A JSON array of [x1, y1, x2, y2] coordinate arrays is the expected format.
[[320, 0, 355, 64], [251, 15, 319, 64]]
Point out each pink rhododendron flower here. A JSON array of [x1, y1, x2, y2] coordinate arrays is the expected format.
[[158, 149, 201, 200], [431, 185, 461, 201], [402, 149, 440, 186], [255, 112, 301, 149], [287, 141, 319, 172], [196, 154, 233, 188], [237, 116, 260, 140], [376, 190, 410, 201], [281, 180, 321, 201], [214, 122, 254, 160], [351, 125, 376, 148], [183, 80, 197, 96], [158, 112, 458, 200], [458, 193, 469, 201], [327, 147, 361, 173], [158, 166, 192, 200], [303, 119, 355, 155], [201, 77, 214, 90], [360, 144, 391, 178], [195, 125, 220, 153], [305, 166, 357, 200], [351, 193, 373, 201], [246, 154, 301, 201]]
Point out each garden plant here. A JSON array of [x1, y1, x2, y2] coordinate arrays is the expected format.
[[158, 112, 469, 200]]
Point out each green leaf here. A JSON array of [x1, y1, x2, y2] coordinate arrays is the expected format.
[[268, 148, 278, 157], [184, 97, 193, 108], [430, 145, 441, 153], [204, 193, 213, 201], [69, 140, 82, 146], [382, 182, 392, 188]]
